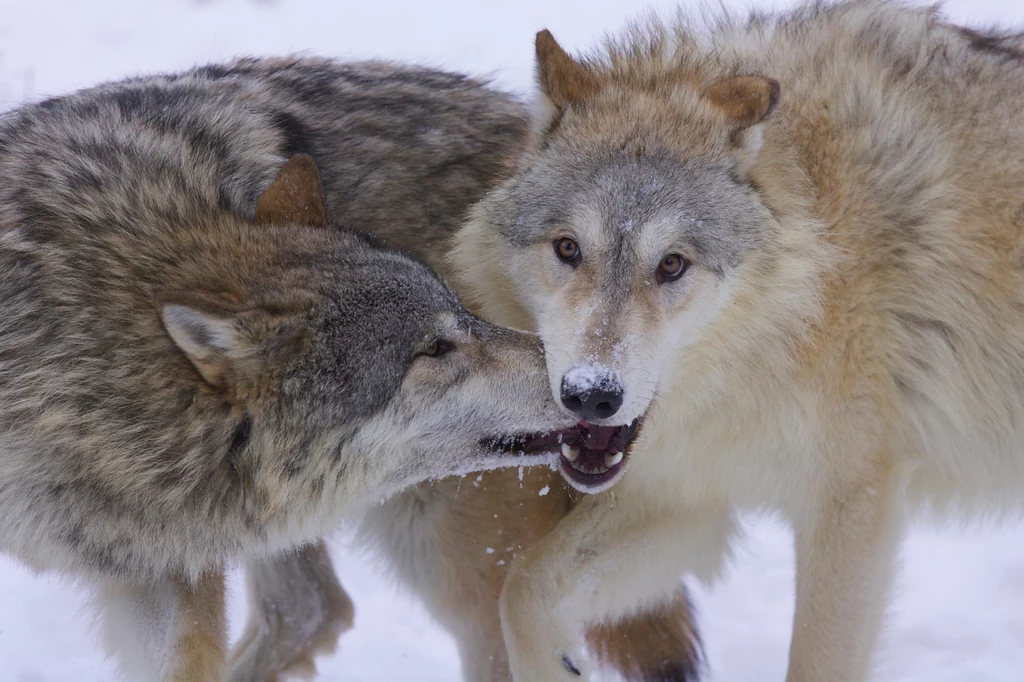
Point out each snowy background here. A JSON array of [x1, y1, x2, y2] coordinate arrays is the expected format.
[[2, 0, 1024, 680]]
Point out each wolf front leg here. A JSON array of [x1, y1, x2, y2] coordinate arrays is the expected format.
[[786, 474, 903, 682], [499, 488, 734, 682], [230, 540, 354, 682], [98, 569, 227, 681]]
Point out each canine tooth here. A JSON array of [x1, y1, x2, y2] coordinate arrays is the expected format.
[[605, 452, 624, 467], [561, 443, 579, 462]]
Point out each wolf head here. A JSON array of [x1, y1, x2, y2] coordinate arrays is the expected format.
[[160, 155, 575, 522], [451, 30, 792, 492]]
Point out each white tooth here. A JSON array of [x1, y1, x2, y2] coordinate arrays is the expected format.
[[605, 452, 624, 467], [561, 443, 579, 462]]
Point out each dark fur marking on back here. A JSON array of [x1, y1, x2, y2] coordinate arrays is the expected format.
[[956, 26, 1024, 62], [271, 110, 315, 158], [192, 63, 242, 81]]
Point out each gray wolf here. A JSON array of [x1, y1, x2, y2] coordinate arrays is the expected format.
[[0, 64, 581, 681], [443, 1, 1024, 680], [0, 58, 703, 681]]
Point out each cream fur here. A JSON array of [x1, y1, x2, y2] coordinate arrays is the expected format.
[[448, 1, 1024, 680]]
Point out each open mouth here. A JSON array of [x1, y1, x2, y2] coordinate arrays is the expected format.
[[557, 418, 639, 493], [483, 418, 640, 492]]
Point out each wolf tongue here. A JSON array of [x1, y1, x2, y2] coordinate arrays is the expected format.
[[581, 425, 615, 451]]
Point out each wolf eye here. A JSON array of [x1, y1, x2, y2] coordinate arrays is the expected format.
[[418, 338, 456, 359], [553, 237, 581, 267], [656, 253, 690, 284]]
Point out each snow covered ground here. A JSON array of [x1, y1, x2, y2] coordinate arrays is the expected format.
[[2, 0, 1024, 680]]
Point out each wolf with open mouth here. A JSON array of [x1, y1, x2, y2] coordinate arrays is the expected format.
[[556, 419, 639, 491], [451, 1, 1024, 681]]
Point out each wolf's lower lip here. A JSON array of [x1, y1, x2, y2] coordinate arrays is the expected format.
[[559, 448, 628, 490], [556, 418, 640, 492]]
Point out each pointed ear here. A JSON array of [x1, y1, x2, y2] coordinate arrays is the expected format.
[[159, 296, 253, 389], [158, 291, 306, 392], [705, 75, 779, 177], [535, 29, 600, 111], [255, 153, 327, 228], [705, 75, 780, 129]]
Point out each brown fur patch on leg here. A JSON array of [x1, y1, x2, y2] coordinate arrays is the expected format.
[[586, 587, 703, 681], [373, 470, 703, 682], [170, 570, 227, 682]]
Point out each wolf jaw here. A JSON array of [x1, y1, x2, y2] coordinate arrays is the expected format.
[[557, 419, 639, 493], [482, 418, 640, 492]]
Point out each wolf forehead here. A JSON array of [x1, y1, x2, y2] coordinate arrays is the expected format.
[[491, 147, 770, 274], [286, 241, 467, 406], [316, 240, 464, 333]]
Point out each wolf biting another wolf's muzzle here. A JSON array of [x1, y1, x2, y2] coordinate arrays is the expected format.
[[0, 57, 702, 681], [0, 72, 576, 680]]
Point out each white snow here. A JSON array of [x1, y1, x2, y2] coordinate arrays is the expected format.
[[2, 1, 1024, 680], [562, 364, 616, 393]]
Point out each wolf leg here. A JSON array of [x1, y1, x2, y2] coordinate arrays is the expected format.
[[500, 489, 734, 682], [358, 472, 563, 682], [786, 476, 902, 682], [98, 570, 227, 682], [229, 540, 354, 682], [363, 470, 705, 682]]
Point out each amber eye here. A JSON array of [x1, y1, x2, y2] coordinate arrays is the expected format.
[[553, 237, 581, 267], [656, 253, 689, 284], [418, 338, 456, 359]]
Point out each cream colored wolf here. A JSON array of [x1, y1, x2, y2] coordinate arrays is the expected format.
[[447, 1, 1024, 680]]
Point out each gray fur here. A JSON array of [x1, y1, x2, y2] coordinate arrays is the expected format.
[[0, 56, 527, 271], [489, 146, 769, 275], [0, 56, 572, 681]]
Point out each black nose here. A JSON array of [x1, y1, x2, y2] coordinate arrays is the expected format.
[[560, 373, 624, 420]]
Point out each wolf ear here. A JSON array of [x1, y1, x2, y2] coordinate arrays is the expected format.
[[705, 75, 779, 176], [535, 29, 600, 113], [160, 301, 250, 389], [705, 75, 779, 129], [159, 292, 305, 392], [254, 153, 327, 228]]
